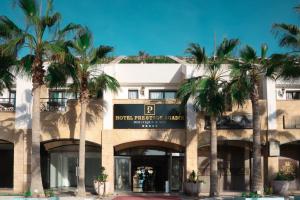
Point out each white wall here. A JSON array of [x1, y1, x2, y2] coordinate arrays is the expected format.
[[114, 64, 183, 84], [15, 76, 32, 129]]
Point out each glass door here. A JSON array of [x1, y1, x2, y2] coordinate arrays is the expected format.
[[115, 156, 131, 191], [170, 154, 184, 191]]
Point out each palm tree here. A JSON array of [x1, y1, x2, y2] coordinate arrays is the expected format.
[[46, 26, 120, 196], [270, 4, 300, 79], [177, 38, 239, 197], [0, 0, 79, 195], [272, 4, 300, 52], [0, 53, 15, 94], [230, 44, 268, 193]]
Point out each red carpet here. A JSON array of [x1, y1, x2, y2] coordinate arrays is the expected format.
[[113, 196, 181, 200]]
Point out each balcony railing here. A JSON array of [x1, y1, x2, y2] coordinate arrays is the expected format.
[[40, 98, 68, 112], [205, 114, 253, 130], [0, 98, 16, 112]]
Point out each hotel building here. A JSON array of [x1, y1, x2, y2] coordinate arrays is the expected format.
[[0, 56, 299, 194]]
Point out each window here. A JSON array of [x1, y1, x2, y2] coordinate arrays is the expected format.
[[128, 90, 138, 99], [49, 91, 77, 99], [9, 91, 16, 106], [48, 90, 78, 108], [286, 91, 300, 100], [149, 90, 177, 100]]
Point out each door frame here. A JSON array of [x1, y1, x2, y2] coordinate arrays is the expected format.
[[114, 156, 132, 191]]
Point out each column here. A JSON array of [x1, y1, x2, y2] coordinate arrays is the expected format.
[[101, 130, 114, 194], [185, 130, 198, 180], [185, 97, 198, 180], [244, 146, 250, 191]]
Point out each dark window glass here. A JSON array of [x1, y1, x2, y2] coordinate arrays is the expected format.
[[286, 91, 300, 100], [128, 90, 139, 99], [149, 90, 177, 100]]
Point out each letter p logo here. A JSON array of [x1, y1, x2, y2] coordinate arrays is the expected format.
[[144, 104, 155, 115]]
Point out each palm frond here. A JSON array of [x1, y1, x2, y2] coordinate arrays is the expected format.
[[268, 53, 300, 79], [42, 12, 61, 28], [240, 45, 257, 62], [45, 0, 53, 17], [18, 0, 38, 18], [16, 54, 34, 76], [90, 45, 113, 64], [76, 27, 92, 51], [0, 54, 16, 94], [186, 43, 206, 65], [88, 73, 119, 98], [216, 38, 239, 59], [273, 23, 300, 49], [0, 16, 23, 39], [295, 5, 300, 13], [261, 44, 268, 59], [1, 36, 25, 55], [58, 23, 82, 39]]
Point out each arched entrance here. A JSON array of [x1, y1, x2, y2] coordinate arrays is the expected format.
[[0, 140, 13, 188], [280, 141, 300, 190], [41, 139, 101, 191], [114, 140, 184, 192], [198, 140, 251, 192]]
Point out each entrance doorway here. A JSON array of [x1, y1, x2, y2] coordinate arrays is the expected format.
[[115, 147, 184, 192], [0, 140, 13, 188], [41, 140, 101, 190]]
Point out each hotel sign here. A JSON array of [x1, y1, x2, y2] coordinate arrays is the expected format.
[[113, 104, 185, 129]]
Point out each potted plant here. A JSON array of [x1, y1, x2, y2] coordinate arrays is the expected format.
[[184, 170, 205, 196], [94, 167, 109, 196], [272, 169, 295, 196]]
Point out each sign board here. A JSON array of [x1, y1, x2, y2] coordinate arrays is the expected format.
[[269, 141, 280, 157], [113, 104, 185, 129]]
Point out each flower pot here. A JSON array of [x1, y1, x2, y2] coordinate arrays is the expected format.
[[184, 182, 204, 196], [185, 182, 198, 196], [94, 180, 109, 196], [272, 180, 290, 196]]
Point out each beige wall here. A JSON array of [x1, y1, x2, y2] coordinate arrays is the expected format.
[[0, 112, 26, 193], [198, 100, 268, 147], [40, 100, 103, 145], [2, 98, 300, 193], [271, 100, 300, 144]]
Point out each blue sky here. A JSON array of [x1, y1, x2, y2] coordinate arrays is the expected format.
[[0, 0, 299, 56]]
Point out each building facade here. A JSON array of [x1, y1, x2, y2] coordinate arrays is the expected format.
[[0, 56, 299, 194]]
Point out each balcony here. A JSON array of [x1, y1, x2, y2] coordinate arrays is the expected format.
[[40, 98, 68, 112], [205, 114, 253, 130], [0, 98, 15, 112]]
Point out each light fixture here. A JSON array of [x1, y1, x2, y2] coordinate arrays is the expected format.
[[140, 86, 145, 95]]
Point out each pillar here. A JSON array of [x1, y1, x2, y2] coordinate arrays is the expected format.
[[185, 130, 198, 180], [101, 130, 114, 194], [185, 96, 198, 180], [244, 146, 250, 191]]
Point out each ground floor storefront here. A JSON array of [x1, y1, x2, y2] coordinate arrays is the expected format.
[[0, 136, 300, 195]]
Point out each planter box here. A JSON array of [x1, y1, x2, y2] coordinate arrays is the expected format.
[[272, 180, 290, 196], [184, 182, 205, 196], [94, 181, 109, 196]]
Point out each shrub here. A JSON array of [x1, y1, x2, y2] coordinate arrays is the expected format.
[[24, 189, 32, 197], [95, 166, 108, 182], [274, 170, 295, 181]]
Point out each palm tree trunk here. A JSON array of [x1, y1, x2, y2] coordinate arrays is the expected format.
[[77, 96, 87, 196], [250, 82, 262, 193], [30, 55, 45, 197], [31, 85, 44, 196], [210, 115, 219, 197]]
